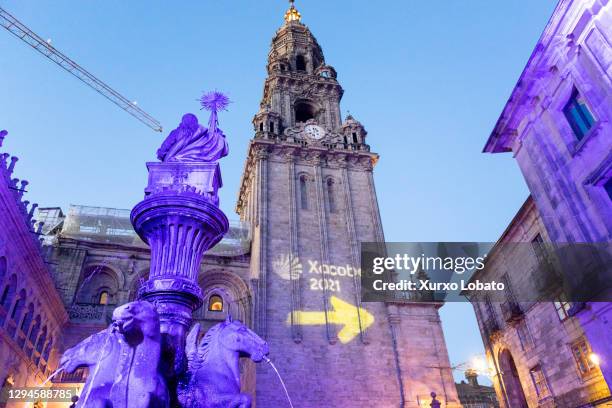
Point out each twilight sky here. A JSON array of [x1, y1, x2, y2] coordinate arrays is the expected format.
[[0, 0, 557, 383]]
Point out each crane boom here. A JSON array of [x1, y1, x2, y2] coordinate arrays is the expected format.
[[0, 7, 163, 132]]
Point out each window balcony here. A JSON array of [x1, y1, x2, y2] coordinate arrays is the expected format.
[[54, 367, 88, 384], [68, 303, 114, 324], [501, 300, 524, 323]]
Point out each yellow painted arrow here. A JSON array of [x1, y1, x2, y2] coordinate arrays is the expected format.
[[286, 296, 375, 343]]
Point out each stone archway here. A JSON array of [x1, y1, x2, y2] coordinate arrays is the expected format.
[[196, 270, 252, 328], [499, 349, 528, 408]]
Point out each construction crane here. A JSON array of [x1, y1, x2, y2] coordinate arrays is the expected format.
[[0, 6, 163, 133]]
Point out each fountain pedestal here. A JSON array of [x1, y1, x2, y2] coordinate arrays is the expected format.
[[131, 162, 228, 374]]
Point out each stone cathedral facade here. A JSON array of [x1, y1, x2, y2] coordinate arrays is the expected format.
[[0, 4, 461, 407]]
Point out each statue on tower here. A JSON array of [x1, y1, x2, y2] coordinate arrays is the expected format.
[[157, 92, 230, 163]]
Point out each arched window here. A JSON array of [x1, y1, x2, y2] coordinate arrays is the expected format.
[[295, 55, 306, 71], [10, 289, 26, 322], [352, 132, 358, 144], [42, 337, 53, 361], [326, 179, 336, 213], [295, 102, 315, 123], [20, 303, 34, 333], [299, 175, 308, 210], [1, 275, 17, 310], [29, 315, 41, 343], [0, 257, 6, 282], [270, 122, 275, 133], [36, 326, 47, 353], [259, 122, 264, 132], [208, 295, 223, 312], [98, 291, 109, 305], [76, 266, 119, 305]]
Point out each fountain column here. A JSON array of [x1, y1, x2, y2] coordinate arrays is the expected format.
[[131, 171, 228, 373], [130, 92, 231, 376]]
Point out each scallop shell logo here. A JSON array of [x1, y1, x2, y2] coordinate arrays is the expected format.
[[273, 254, 303, 280]]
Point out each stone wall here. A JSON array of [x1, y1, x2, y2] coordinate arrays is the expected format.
[[0, 131, 68, 390], [239, 143, 461, 407]]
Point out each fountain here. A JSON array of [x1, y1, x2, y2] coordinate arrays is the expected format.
[[60, 92, 270, 408]]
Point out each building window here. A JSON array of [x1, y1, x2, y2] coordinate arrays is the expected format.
[[571, 338, 597, 376], [208, 295, 223, 312], [553, 294, 572, 321], [29, 315, 41, 343], [10, 290, 25, 321], [517, 321, 533, 350], [0, 275, 17, 310], [563, 88, 595, 141], [259, 122, 264, 132], [326, 179, 336, 213], [295, 55, 306, 71], [530, 365, 551, 399], [98, 291, 109, 305], [270, 122, 275, 133], [299, 175, 308, 210], [604, 178, 612, 202], [295, 102, 315, 123], [352, 132, 358, 144]]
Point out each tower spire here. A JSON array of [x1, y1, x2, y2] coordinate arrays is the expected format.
[[284, 0, 301, 23]]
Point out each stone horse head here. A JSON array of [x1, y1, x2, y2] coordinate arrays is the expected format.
[[177, 316, 269, 408], [59, 301, 168, 408]]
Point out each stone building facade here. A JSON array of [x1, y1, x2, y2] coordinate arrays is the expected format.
[[482, 0, 611, 400], [466, 197, 611, 407], [0, 130, 68, 399]]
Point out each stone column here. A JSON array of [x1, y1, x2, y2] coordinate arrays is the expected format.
[[131, 162, 229, 375]]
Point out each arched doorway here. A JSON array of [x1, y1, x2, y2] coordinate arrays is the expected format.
[[499, 349, 528, 408]]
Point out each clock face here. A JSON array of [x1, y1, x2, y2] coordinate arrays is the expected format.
[[304, 124, 325, 140]]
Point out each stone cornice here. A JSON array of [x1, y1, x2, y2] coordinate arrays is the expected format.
[[483, 0, 598, 153], [235, 139, 379, 214]]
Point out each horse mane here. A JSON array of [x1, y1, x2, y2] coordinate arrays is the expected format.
[[197, 322, 226, 364]]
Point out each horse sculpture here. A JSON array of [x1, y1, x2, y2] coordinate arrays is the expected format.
[[177, 316, 269, 408], [60, 327, 119, 408], [60, 300, 169, 408]]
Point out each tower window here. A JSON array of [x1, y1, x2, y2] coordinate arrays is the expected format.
[[296, 55, 306, 71], [326, 179, 336, 213], [352, 132, 358, 144], [295, 102, 315, 123], [563, 88, 595, 141], [270, 122, 275, 133], [299, 175, 308, 210], [208, 294, 223, 312], [98, 291, 109, 305], [259, 122, 264, 132]]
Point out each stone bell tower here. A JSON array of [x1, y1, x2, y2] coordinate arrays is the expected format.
[[236, 2, 461, 407]]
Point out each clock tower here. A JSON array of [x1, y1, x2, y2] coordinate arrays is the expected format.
[[236, 2, 461, 407]]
